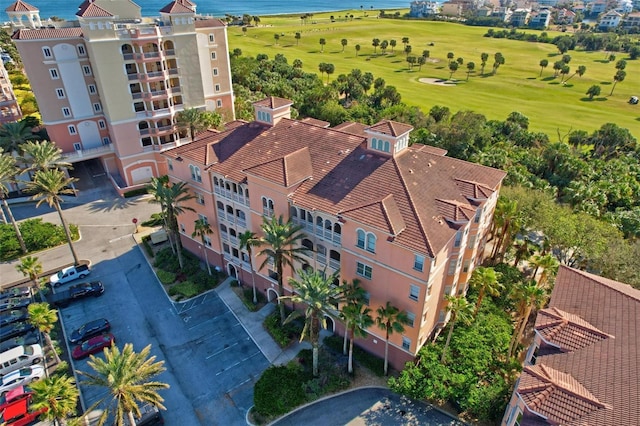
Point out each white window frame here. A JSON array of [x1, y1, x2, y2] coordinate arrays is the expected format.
[[212, 67, 219, 76], [77, 44, 86, 55], [362, 291, 370, 306], [83, 65, 92, 76], [356, 229, 365, 249], [214, 84, 221, 92], [216, 100, 222, 108], [356, 261, 372, 280], [409, 284, 420, 301], [402, 336, 411, 350], [210, 51, 217, 60], [190, 165, 202, 182], [366, 232, 376, 253], [414, 254, 425, 272], [73, 143, 81, 151], [198, 213, 208, 225], [61, 107, 71, 117], [102, 137, 110, 145], [180, 223, 186, 233], [167, 159, 173, 171], [55, 88, 65, 99], [454, 230, 462, 248], [88, 84, 97, 94], [42, 47, 52, 58], [49, 68, 59, 79], [93, 103, 102, 112], [406, 312, 415, 327], [68, 125, 77, 135], [98, 120, 106, 129], [196, 193, 205, 205], [204, 235, 212, 247], [208, 34, 215, 43], [447, 259, 457, 275]]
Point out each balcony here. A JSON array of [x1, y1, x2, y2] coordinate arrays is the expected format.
[[122, 53, 134, 60], [167, 68, 178, 75], [329, 258, 340, 270], [140, 71, 165, 81], [127, 74, 138, 81], [236, 217, 246, 228], [131, 92, 143, 100], [164, 49, 175, 56], [142, 51, 160, 59], [61, 143, 114, 162]]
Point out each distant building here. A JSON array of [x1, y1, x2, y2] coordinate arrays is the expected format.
[[441, 2, 464, 16], [622, 11, 640, 28], [510, 8, 532, 26], [598, 9, 623, 28], [492, 7, 513, 22], [409, 1, 440, 17], [0, 60, 22, 124], [502, 266, 640, 425], [529, 8, 552, 27], [557, 8, 577, 25]]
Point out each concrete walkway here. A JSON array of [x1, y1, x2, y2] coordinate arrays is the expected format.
[[214, 278, 311, 366]]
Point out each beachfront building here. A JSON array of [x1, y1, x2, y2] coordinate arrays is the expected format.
[[0, 60, 22, 124], [6, 0, 233, 193], [163, 97, 507, 370], [502, 266, 640, 425], [409, 1, 440, 17]]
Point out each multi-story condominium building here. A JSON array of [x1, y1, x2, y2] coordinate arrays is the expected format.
[[409, 1, 440, 17], [163, 97, 506, 369], [502, 266, 639, 425], [598, 9, 623, 28], [6, 0, 233, 193], [528, 9, 552, 28], [0, 60, 22, 124]]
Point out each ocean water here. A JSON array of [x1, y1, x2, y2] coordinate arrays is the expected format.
[[6, 0, 412, 22]]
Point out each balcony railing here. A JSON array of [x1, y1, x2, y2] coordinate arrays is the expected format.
[[61, 143, 114, 162], [317, 254, 326, 265], [236, 218, 246, 228], [139, 128, 151, 135], [127, 74, 138, 81], [131, 92, 143, 99], [164, 49, 175, 56], [329, 259, 340, 270], [122, 53, 134, 60], [143, 51, 160, 59], [167, 68, 178, 75]]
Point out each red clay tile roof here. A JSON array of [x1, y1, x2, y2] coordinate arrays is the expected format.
[[435, 199, 476, 223], [12, 27, 84, 40], [367, 120, 413, 137], [163, 112, 505, 256], [245, 146, 312, 188], [5, 0, 38, 12], [77, 1, 114, 18], [194, 18, 226, 28], [516, 266, 640, 425], [332, 121, 368, 136], [159, 0, 194, 14], [301, 117, 330, 128], [454, 178, 493, 200], [253, 96, 293, 109], [535, 307, 613, 352], [416, 145, 447, 156]]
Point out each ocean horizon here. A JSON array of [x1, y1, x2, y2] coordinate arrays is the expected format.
[[5, 0, 415, 23]]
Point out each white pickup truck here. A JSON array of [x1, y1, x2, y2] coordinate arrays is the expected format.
[[49, 264, 91, 287]]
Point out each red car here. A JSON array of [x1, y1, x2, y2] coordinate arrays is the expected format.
[[71, 333, 115, 360], [0, 387, 46, 426]]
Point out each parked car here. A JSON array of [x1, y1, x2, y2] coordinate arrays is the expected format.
[[0, 309, 28, 327], [0, 394, 47, 426], [0, 386, 33, 410], [0, 332, 40, 353], [0, 345, 44, 376], [69, 318, 110, 344], [48, 281, 105, 308], [49, 264, 91, 287], [0, 322, 35, 342], [0, 297, 31, 313], [136, 403, 164, 425], [0, 287, 31, 301], [0, 366, 44, 396], [72, 333, 115, 360]]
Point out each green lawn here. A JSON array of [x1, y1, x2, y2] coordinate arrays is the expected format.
[[228, 11, 640, 138]]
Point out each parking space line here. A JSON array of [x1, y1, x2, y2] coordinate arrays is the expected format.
[[225, 377, 252, 394], [215, 350, 262, 376], [187, 310, 234, 330], [206, 341, 240, 360]]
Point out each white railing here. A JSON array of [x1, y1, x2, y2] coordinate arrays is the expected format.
[[61, 144, 114, 162]]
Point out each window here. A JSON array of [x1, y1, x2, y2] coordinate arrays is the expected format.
[[447, 259, 457, 275], [223, 243, 230, 254], [195, 193, 205, 205], [204, 235, 212, 247], [62, 107, 71, 117], [77, 44, 86, 55], [356, 262, 372, 280], [362, 291, 370, 306], [474, 208, 482, 223], [356, 229, 376, 252], [102, 137, 110, 145], [414, 254, 425, 272], [198, 214, 208, 225], [467, 235, 476, 249], [93, 103, 102, 112], [98, 120, 106, 129], [216, 100, 222, 108], [406, 312, 415, 327], [42, 47, 52, 58], [262, 197, 274, 216], [73, 143, 81, 151], [529, 345, 540, 365], [68, 125, 77, 135], [409, 284, 420, 301], [212, 68, 219, 76], [167, 159, 173, 171], [49, 68, 59, 79], [427, 282, 433, 296], [454, 231, 462, 248], [215, 84, 220, 92], [83, 65, 92, 76], [208, 34, 215, 43], [402, 337, 411, 350], [189, 165, 202, 182], [366, 233, 376, 253], [88, 84, 97, 94], [210, 51, 217, 60], [356, 229, 365, 249], [462, 260, 471, 273], [56, 88, 65, 99]]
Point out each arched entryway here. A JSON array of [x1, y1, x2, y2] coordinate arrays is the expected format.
[[227, 264, 237, 279], [267, 288, 279, 303], [324, 316, 335, 334]]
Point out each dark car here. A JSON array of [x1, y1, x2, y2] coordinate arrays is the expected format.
[[69, 281, 104, 299], [0, 297, 31, 313], [0, 332, 40, 353], [71, 333, 115, 360], [136, 403, 164, 426], [69, 318, 110, 344], [0, 321, 35, 342], [0, 309, 29, 326], [0, 287, 31, 301]]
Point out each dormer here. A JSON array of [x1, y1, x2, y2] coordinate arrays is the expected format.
[[5, 0, 42, 29], [159, 0, 196, 26], [364, 120, 413, 157], [252, 97, 293, 127]]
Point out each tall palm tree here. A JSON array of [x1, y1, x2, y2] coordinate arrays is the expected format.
[[154, 181, 194, 269], [175, 108, 222, 142], [469, 266, 502, 316], [491, 197, 520, 262], [0, 120, 36, 154], [79, 344, 169, 426], [513, 237, 535, 267], [28, 302, 61, 364], [530, 254, 559, 288], [440, 295, 473, 363], [509, 281, 546, 357], [31, 374, 79, 426], [281, 270, 344, 377], [146, 176, 174, 251], [375, 302, 410, 375], [0, 153, 27, 254], [16, 256, 44, 301], [192, 218, 213, 275], [340, 279, 365, 355], [341, 302, 373, 374], [257, 215, 307, 324], [19, 140, 72, 173], [27, 169, 79, 264], [239, 230, 260, 303]]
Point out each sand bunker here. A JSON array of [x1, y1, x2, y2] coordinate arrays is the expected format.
[[418, 78, 457, 86]]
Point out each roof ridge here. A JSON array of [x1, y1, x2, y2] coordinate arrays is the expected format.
[[537, 364, 611, 410], [544, 307, 614, 339], [562, 265, 640, 302]]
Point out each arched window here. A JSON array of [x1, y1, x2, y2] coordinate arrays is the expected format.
[[190, 165, 201, 182], [121, 44, 133, 55], [137, 121, 149, 130], [230, 228, 237, 238], [236, 210, 246, 221], [356, 229, 366, 249], [262, 197, 274, 216], [290, 206, 298, 219], [366, 233, 376, 253], [226, 205, 233, 215], [302, 238, 313, 251], [213, 177, 219, 187], [216, 201, 224, 210], [317, 244, 327, 264], [220, 224, 227, 233], [383, 141, 390, 152]]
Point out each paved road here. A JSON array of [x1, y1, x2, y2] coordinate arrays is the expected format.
[[2, 173, 269, 425]]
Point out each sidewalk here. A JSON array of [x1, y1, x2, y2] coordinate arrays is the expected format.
[[214, 278, 311, 365]]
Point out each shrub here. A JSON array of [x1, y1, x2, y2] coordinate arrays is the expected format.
[[264, 310, 302, 347], [123, 187, 148, 198], [141, 235, 154, 258], [230, 279, 239, 287], [254, 364, 307, 417], [141, 213, 164, 227], [324, 335, 385, 376], [156, 270, 176, 285], [153, 248, 180, 273], [168, 280, 199, 298], [0, 219, 80, 261]]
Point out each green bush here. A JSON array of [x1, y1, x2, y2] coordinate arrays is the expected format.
[[141, 213, 164, 227], [153, 247, 180, 273], [264, 310, 302, 347], [0, 219, 80, 261], [168, 280, 199, 298], [230, 279, 239, 287], [123, 187, 148, 198], [324, 335, 385, 376], [156, 270, 176, 285], [141, 235, 154, 258], [254, 364, 308, 417], [241, 288, 265, 311]]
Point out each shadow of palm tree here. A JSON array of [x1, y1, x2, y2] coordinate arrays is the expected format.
[[88, 197, 141, 213]]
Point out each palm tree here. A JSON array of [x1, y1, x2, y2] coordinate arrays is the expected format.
[[158, 182, 195, 269], [16, 256, 44, 301], [513, 237, 536, 267], [281, 270, 344, 377], [469, 266, 502, 316], [341, 302, 373, 374], [0, 153, 27, 254], [295, 32, 301, 45], [239, 230, 260, 303], [0, 120, 35, 154], [319, 38, 326, 52], [28, 302, 61, 364], [491, 197, 520, 262], [257, 215, 307, 324], [339, 279, 365, 354], [466, 61, 475, 81], [563, 65, 586, 83], [539, 59, 548, 77], [389, 39, 396, 52], [146, 176, 173, 250], [529, 253, 558, 288], [480, 52, 489, 75], [341, 38, 347, 52], [610, 70, 626, 96], [509, 282, 546, 357], [79, 344, 169, 426], [440, 295, 473, 363], [371, 38, 380, 54], [355, 44, 361, 57], [175, 108, 222, 142], [375, 302, 409, 375], [192, 219, 213, 275], [19, 140, 72, 173], [27, 169, 79, 264], [31, 374, 79, 426]]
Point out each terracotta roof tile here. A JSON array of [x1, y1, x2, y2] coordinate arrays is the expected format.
[[253, 96, 293, 109], [332, 121, 368, 136], [12, 27, 84, 40], [159, 0, 194, 14], [77, 1, 114, 18], [454, 178, 493, 200], [535, 307, 613, 352], [339, 195, 406, 236], [301, 117, 330, 128], [367, 120, 413, 137], [516, 266, 640, 425], [5, 0, 38, 12]]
